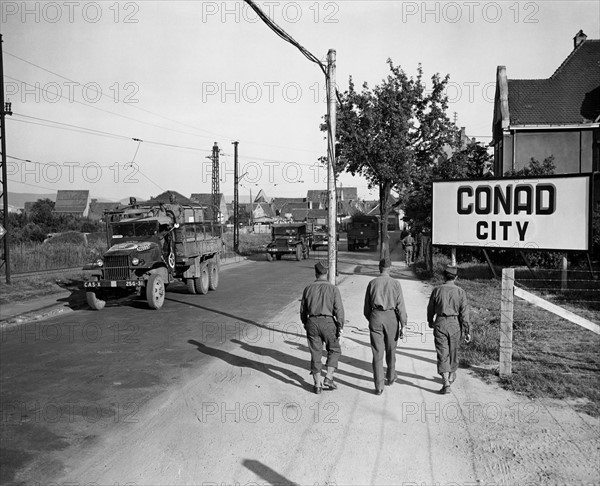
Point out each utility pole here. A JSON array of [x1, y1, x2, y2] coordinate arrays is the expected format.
[[0, 34, 12, 284], [326, 49, 337, 284], [233, 141, 239, 253], [211, 142, 220, 225]]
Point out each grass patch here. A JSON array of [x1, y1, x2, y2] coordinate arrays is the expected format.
[[416, 254, 600, 416], [0, 271, 89, 305]]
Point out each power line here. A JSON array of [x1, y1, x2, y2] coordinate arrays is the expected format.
[[4, 50, 228, 140]]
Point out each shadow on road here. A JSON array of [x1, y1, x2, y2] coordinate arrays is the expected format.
[[242, 459, 299, 486], [188, 339, 307, 390]]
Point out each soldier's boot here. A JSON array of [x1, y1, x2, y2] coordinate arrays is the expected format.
[[440, 372, 451, 394], [323, 366, 337, 390], [312, 372, 323, 394], [449, 371, 456, 384]]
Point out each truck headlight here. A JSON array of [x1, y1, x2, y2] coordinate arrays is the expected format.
[[95, 259, 103, 267], [131, 257, 140, 266]]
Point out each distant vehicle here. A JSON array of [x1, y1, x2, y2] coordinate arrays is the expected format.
[[311, 225, 329, 250], [266, 222, 313, 261], [347, 214, 379, 251], [83, 200, 223, 310]]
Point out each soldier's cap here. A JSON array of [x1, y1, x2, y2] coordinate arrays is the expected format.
[[379, 258, 391, 269], [314, 261, 328, 275], [444, 265, 458, 277]]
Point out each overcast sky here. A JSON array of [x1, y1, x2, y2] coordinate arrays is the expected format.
[[2, 0, 598, 202]]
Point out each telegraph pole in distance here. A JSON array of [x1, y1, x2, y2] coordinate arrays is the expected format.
[[326, 49, 337, 284], [0, 34, 12, 284], [211, 142, 220, 225], [233, 141, 239, 253]]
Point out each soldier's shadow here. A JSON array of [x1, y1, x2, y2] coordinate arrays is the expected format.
[[188, 339, 306, 390]]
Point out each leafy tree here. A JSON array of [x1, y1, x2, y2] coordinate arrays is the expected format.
[[325, 60, 455, 258], [504, 155, 555, 177], [403, 141, 492, 233], [29, 198, 55, 228]]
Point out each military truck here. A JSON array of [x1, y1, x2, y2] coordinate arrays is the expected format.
[[347, 214, 379, 251], [83, 200, 223, 310], [311, 225, 329, 250], [266, 222, 312, 261]]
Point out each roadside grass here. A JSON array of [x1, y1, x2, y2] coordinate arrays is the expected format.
[[415, 256, 600, 416], [0, 271, 89, 306]]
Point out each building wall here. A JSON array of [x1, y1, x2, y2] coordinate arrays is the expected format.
[[496, 128, 597, 175]]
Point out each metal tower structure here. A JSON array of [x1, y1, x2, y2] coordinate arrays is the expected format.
[[211, 142, 220, 224]]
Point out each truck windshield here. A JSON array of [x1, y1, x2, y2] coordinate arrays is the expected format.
[[274, 228, 298, 236], [111, 221, 158, 238]]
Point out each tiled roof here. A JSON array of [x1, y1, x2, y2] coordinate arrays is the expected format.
[[508, 39, 600, 125], [146, 190, 198, 206], [271, 197, 306, 211]]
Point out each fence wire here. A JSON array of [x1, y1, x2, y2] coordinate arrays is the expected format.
[[508, 267, 600, 415]]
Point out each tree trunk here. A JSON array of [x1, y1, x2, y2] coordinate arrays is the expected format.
[[379, 181, 391, 261]]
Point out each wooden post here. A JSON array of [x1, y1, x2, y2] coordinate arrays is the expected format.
[[499, 267, 515, 377], [561, 254, 568, 291], [450, 247, 456, 266]]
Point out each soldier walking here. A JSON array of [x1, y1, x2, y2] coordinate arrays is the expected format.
[[402, 232, 415, 265], [364, 258, 408, 395], [427, 266, 471, 394], [300, 261, 345, 394]]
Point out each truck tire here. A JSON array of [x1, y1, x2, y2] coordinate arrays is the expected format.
[[369, 244, 377, 252], [195, 263, 209, 295], [348, 242, 355, 251], [266, 252, 273, 262], [276, 254, 282, 260], [86, 291, 106, 310], [186, 278, 197, 295], [208, 261, 219, 290], [146, 274, 165, 309], [296, 245, 302, 261]]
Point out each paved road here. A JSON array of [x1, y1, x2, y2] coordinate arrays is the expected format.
[[0, 254, 330, 485]]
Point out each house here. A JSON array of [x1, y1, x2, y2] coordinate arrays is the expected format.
[[492, 30, 600, 176], [190, 192, 229, 223], [250, 201, 276, 224], [53, 190, 90, 217], [365, 194, 405, 231], [306, 187, 360, 210], [271, 197, 307, 216]]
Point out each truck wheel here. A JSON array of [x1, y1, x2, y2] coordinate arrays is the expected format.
[[86, 291, 106, 310], [208, 261, 219, 290], [266, 252, 273, 262], [186, 278, 197, 295], [146, 274, 165, 309], [276, 254, 282, 260], [296, 245, 302, 261], [369, 244, 377, 252], [348, 243, 355, 251], [195, 263, 209, 295]]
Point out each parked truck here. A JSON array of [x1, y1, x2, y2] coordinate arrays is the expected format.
[[83, 200, 223, 310], [347, 214, 379, 251], [266, 222, 312, 261]]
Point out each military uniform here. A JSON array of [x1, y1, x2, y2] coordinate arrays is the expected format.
[[364, 260, 408, 393], [300, 275, 345, 378], [427, 269, 470, 392], [402, 234, 415, 265]]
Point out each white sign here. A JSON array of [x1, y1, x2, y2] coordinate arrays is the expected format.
[[432, 175, 591, 251]]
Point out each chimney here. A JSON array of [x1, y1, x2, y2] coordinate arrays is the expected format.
[[573, 30, 587, 50]]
